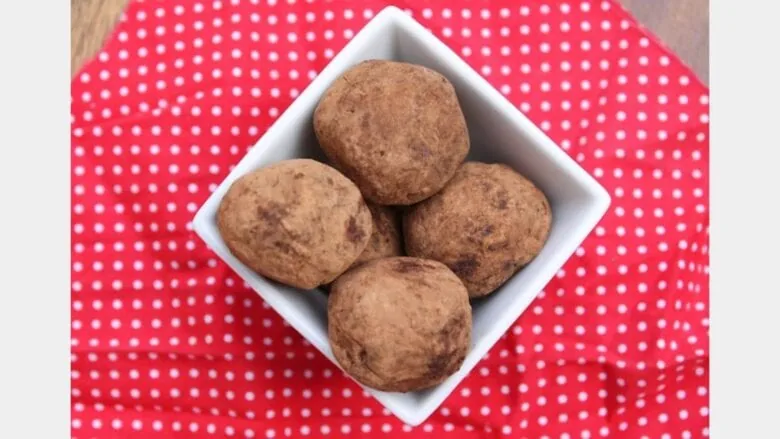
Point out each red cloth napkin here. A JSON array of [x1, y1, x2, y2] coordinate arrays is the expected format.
[[70, 0, 710, 437]]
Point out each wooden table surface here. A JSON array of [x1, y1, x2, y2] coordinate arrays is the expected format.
[[71, 0, 709, 84]]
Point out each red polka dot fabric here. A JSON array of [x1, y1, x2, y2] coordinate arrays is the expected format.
[[70, 0, 710, 437]]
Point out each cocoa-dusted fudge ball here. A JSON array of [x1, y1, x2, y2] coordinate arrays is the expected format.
[[349, 203, 404, 269], [403, 162, 552, 298], [313, 60, 470, 205], [217, 159, 372, 289], [328, 257, 471, 392]]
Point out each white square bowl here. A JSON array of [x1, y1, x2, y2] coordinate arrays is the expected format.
[[193, 6, 610, 426]]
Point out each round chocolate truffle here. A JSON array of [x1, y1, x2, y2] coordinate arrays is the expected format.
[[403, 162, 552, 298], [217, 159, 372, 289], [313, 59, 470, 205], [328, 257, 472, 392], [349, 203, 404, 269]]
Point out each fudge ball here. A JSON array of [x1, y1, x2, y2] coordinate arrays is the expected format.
[[403, 162, 552, 298], [313, 60, 470, 205], [216, 159, 372, 289], [328, 257, 471, 392], [350, 203, 404, 269]]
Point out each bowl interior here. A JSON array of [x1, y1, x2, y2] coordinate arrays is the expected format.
[[193, 7, 609, 426]]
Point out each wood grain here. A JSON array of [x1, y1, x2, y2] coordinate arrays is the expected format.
[[71, 0, 709, 83], [619, 0, 709, 84], [71, 0, 128, 77]]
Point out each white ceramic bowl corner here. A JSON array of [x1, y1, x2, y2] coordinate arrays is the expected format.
[[192, 6, 611, 426]]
